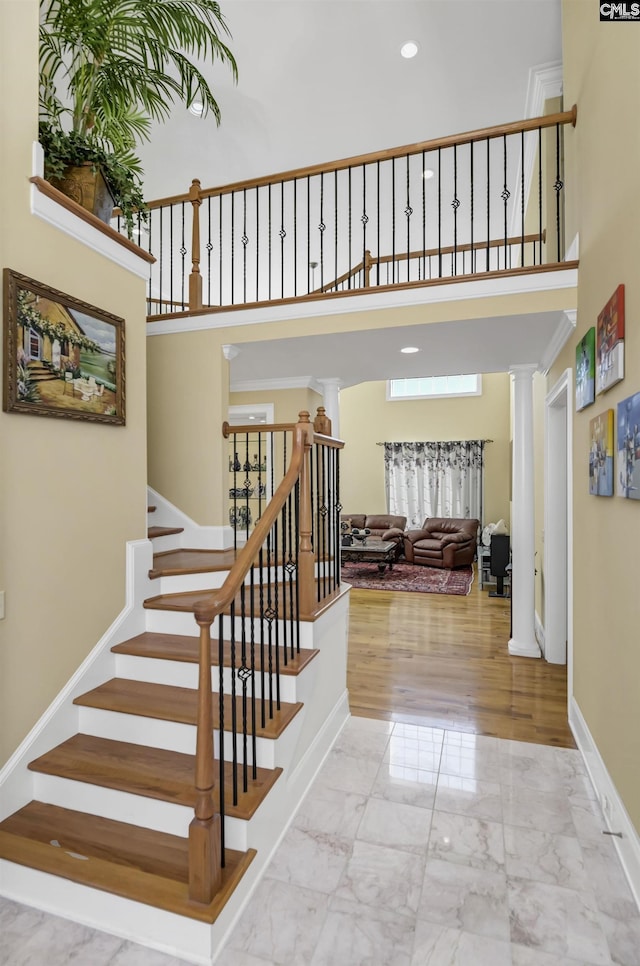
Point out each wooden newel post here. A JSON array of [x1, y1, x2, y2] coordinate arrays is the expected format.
[[363, 249, 373, 288], [297, 411, 316, 618], [313, 406, 332, 435], [188, 617, 221, 904], [188, 178, 203, 312]]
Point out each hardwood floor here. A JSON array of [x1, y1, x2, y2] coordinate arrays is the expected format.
[[347, 567, 575, 748]]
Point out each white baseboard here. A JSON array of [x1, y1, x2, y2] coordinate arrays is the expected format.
[[534, 610, 546, 656], [147, 486, 233, 549], [570, 696, 640, 909]]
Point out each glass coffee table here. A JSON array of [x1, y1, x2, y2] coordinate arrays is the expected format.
[[340, 539, 397, 573]]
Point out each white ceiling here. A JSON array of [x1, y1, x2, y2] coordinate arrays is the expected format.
[[139, 0, 566, 388]]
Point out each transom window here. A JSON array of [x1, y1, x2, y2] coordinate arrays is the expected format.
[[387, 374, 482, 400]]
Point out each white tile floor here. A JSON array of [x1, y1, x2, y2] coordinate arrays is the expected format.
[[2, 717, 640, 965]]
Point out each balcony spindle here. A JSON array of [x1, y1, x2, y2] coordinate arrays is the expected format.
[[188, 178, 203, 311]]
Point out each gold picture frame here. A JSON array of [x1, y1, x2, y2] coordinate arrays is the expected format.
[[3, 269, 125, 425]]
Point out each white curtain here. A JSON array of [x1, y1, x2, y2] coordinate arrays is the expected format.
[[384, 440, 485, 528]]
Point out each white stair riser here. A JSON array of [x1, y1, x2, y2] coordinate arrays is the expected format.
[[153, 570, 227, 595], [143, 607, 316, 647], [149, 532, 183, 551], [32, 773, 249, 851], [77, 707, 277, 768], [114, 654, 300, 703]]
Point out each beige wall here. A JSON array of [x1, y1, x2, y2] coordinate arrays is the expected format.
[[339, 374, 511, 524], [147, 330, 229, 524], [553, 0, 640, 827], [0, 2, 148, 762], [230, 387, 323, 425]]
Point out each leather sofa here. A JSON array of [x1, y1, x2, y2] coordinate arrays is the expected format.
[[403, 517, 479, 569], [341, 513, 407, 558]]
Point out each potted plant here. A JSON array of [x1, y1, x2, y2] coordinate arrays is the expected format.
[[38, 0, 238, 236]]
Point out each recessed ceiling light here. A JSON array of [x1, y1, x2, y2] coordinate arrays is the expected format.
[[400, 41, 419, 59], [249, 415, 256, 420], [401, 346, 420, 354], [189, 100, 204, 117], [422, 168, 434, 180]]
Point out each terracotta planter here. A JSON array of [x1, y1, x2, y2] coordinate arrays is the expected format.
[[50, 162, 116, 224]]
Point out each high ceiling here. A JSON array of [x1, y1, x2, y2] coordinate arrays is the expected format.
[[142, 0, 567, 388], [139, 0, 563, 201]]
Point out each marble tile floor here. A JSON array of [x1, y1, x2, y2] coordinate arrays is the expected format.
[[2, 717, 639, 966]]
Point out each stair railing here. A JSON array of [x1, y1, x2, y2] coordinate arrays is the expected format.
[[188, 410, 344, 904], [119, 107, 576, 318]]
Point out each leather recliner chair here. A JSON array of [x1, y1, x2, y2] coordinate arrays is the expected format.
[[403, 517, 479, 569]]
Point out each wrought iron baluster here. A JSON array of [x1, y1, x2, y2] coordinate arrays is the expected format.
[[470, 141, 474, 273], [266, 529, 274, 719], [452, 143, 459, 276], [486, 138, 490, 271], [307, 176, 311, 294], [258, 545, 266, 729], [249, 562, 257, 779], [239, 582, 249, 794], [362, 163, 368, 287], [231, 190, 235, 305], [217, 613, 226, 863], [334, 170, 338, 293], [159, 207, 163, 311], [206, 197, 212, 305], [538, 127, 542, 265], [336, 449, 341, 587], [438, 148, 442, 277], [406, 155, 412, 283], [376, 160, 381, 285], [554, 123, 564, 262], [242, 188, 248, 304], [293, 179, 297, 297], [521, 130, 525, 266], [180, 201, 186, 309], [147, 209, 153, 311], [348, 166, 352, 289], [280, 181, 285, 299], [232, 432, 238, 552], [268, 184, 272, 301], [294, 478, 301, 652], [169, 205, 174, 310], [422, 150, 426, 282], [229, 600, 238, 806], [219, 195, 223, 307], [273, 516, 281, 711], [392, 157, 396, 283], [256, 185, 260, 302], [502, 135, 509, 266], [319, 172, 325, 290]]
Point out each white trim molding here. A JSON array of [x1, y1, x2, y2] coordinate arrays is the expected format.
[[534, 611, 546, 656], [30, 142, 150, 280], [570, 697, 640, 910], [524, 62, 564, 119], [230, 375, 323, 394], [540, 310, 577, 375], [147, 486, 233, 549]]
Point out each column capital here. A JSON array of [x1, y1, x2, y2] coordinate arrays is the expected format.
[[509, 363, 538, 380], [315, 377, 343, 389]]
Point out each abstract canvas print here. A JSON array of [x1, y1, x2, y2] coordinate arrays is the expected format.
[[617, 392, 640, 500], [589, 410, 614, 496], [596, 284, 625, 395], [576, 327, 596, 411]]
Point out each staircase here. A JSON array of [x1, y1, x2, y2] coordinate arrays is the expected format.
[[0, 415, 349, 963]]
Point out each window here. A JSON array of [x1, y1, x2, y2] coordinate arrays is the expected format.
[[387, 374, 482, 400]]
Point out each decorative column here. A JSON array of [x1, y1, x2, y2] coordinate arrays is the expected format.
[[316, 378, 341, 438], [508, 364, 541, 658]]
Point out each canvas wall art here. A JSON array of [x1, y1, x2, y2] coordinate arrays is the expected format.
[[617, 392, 640, 500], [589, 410, 614, 496], [576, 327, 596, 411], [596, 284, 625, 395], [3, 269, 125, 424]]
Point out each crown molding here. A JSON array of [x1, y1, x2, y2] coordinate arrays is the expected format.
[[525, 61, 564, 119], [539, 309, 577, 375], [230, 375, 323, 394]]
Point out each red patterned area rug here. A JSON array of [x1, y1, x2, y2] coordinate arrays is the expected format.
[[341, 560, 474, 595]]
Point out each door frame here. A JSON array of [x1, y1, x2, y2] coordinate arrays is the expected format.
[[544, 368, 573, 704]]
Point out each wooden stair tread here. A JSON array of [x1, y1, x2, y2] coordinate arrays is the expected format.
[[74, 678, 303, 738], [148, 526, 183, 538], [0, 801, 255, 923], [28, 734, 281, 818], [112, 631, 319, 675], [143, 580, 346, 619], [149, 548, 237, 579]]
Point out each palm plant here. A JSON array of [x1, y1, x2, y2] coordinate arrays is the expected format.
[[39, 0, 237, 231]]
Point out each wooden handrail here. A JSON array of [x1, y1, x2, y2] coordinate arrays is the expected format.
[[143, 107, 577, 211], [222, 419, 296, 436], [316, 231, 546, 292]]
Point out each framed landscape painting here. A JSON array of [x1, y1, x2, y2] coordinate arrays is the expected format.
[[3, 269, 125, 425], [617, 391, 640, 500], [588, 410, 614, 496], [576, 327, 595, 411], [596, 284, 625, 395]]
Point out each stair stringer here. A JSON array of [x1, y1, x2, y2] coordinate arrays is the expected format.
[[0, 539, 155, 822], [148, 486, 234, 550]]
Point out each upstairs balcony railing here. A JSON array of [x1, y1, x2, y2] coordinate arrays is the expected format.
[[119, 107, 576, 319]]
